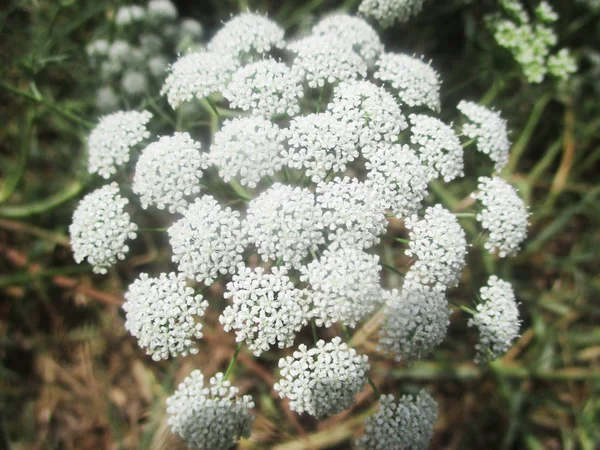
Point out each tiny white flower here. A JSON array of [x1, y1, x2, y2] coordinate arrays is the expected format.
[[115, 5, 145, 26], [358, 0, 426, 28], [147, 0, 178, 21], [121, 70, 148, 96], [274, 337, 370, 418]]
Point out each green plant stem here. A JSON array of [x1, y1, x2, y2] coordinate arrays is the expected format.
[[229, 179, 252, 201], [459, 304, 477, 315], [0, 265, 91, 288], [200, 97, 220, 138], [380, 234, 410, 244], [381, 263, 405, 277], [316, 86, 324, 113], [0, 180, 83, 218], [341, 324, 380, 397], [454, 213, 477, 218], [0, 82, 93, 128], [224, 343, 243, 380], [0, 111, 34, 203], [139, 228, 167, 232], [311, 320, 319, 344]]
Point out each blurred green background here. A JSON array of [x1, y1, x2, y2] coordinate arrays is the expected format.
[[1, 1, 599, 449]]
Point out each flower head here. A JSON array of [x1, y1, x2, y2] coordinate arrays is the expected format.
[[123, 273, 208, 361], [274, 337, 369, 418], [243, 184, 324, 269], [375, 53, 441, 111], [147, 0, 178, 21], [409, 114, 464, 182], [473, 176, 529, 257], [87, 110, 152, 178], [356, 390, 437, 450], [457, 101, 510, 172], [167, 371, 255, 450], [358, 0, 426, 28], [115, 5, 145, 26], [209, 117, 287, 188], [301, 247, 382, 328], [223, 59, 304, 117], [169, 196, 246, 285], [220, 265, 309, 356], [70, 183, 138, 274], [468, 276, 521, 363], [405, 205, 467, 291], [133, 132, 206, 213]]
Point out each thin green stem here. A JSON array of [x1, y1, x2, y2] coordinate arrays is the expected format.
[[381, 263, 405, 277], [224, 343, 243, 380], [454, 213, 477, 218], [316, 86, 324, 113], [139, 228, 167, 232], [341, 324, 380, 397], [459, 304, 478, 315], [0, 180, 83, 218], [229, 179, 252, 201], [380, 235, 410, 244], [311, 320, 319, 344]]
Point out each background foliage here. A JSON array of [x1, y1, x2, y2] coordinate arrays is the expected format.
[[1, 0, 599, 449]]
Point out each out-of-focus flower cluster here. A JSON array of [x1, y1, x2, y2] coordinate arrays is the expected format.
[[70, 10, 540, 450]]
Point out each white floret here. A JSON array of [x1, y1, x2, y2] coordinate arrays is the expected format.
[[207, 12, 285, 60], [133, 132, 206, 213], [457, 100, 511, 172], [169, 196, 246, 285], [167, 371, 255, 450], [359, 0, 426, 28], [87, 110, 152, 178], [69, 183, 138, 274], [365, 144, 431, 218], [115, 5, 145, 26], [316, 177, 388, 250], [220, 265, 309, 356], [121, 70, 148, 96], [147, 0, 178, 21], [243, 184, 324, 269], [123, 272, 209, 361], [468, 276, 521, 363], [356, 391, 438, 450], [404, 204, 468, 291], [161, 51, 239, 108], [209, 117, 287, 188], [300, 247, 383, 328], [375, 52, 441, 111], [409, 114, 464, 182], [223, 59, 304, 117], [274, 337, 369, 418], [378, 284, 450, 362]]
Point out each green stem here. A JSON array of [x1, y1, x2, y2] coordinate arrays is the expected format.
[[224, 343, 243, 380], [0, 82, 93, 128], [381, 263, 405, 277], [0, 180, 83, 218], [199, 97, 220, 138], [316, 86, 324, 113], [139, 228, 167, 232], [341, 324, 380, 397], [311, 320, 319, 344], [454, 213, 477, 218], [229, 179, 252, 201], [459, 304, 478, 315], [380, 235, 410, 244]]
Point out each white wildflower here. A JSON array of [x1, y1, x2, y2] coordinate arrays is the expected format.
[[300, 247, 382, 328], [359, 0, 426, 28], [469, 276, 521, 363], [274, 337, 369, 418], [290, 35, 368, 88], [207, 12, 285, 60], [356, 391, 438, 450], [457, 101, 510, 172], [148, 56, 169, 78], [95, 86, 119, 112], [133, 132, 206, 213], [87, 110, 152, 178], [547, 48, 578, 80], [223, 59, 304, 117], [87, 39, 110, 59], [365, 144, 430, 218], [147, 0, 178, 21], [378, 284, 450, 362], [284, 112, 360, 182], [161, 51, 239, 108], [405, 204, 467, 291], [121, 70, 148, 96], [169, 196, 246, 285], [123, 272, 208, 361], [167, 371, 255, 450], [115, 5, 145, 26], [69, 183, 138, 274], [409, 114, 464, 182], [243, 184, 324, 269], [316, 177, 387, 250], [220, 265, 309, 356], [375, 52, 441, 111]]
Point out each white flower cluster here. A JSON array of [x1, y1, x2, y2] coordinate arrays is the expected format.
[[70, 183, 138, 274], [405, 205, 467, 291], [223, 59, 304, 117], [359, 0, 426, 28], [316, 177, 387, 249], [488, 0, 577, 83], [133, 132, 206, 213], [473, 176, 529, 257], [375, 53, 441, 111], [87, 110, 152, 178], [209, 117, 287, 188], [169, 196, 246, 285], [356, 391, 438, 450], [243, 184, 324, 269], [161, 51, 239, 108], [468, 276, 521, 363], [167, 370, 255, 450], [220, 265, 309, 356], [123, 272, 209, 361], [409, 114, 464, 182], [301, 247, 382, 328], [378, 283, 450, 362], [207, 13, 285, 60], [457, 100, 511, 172], [274, 337, 369, 418]]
